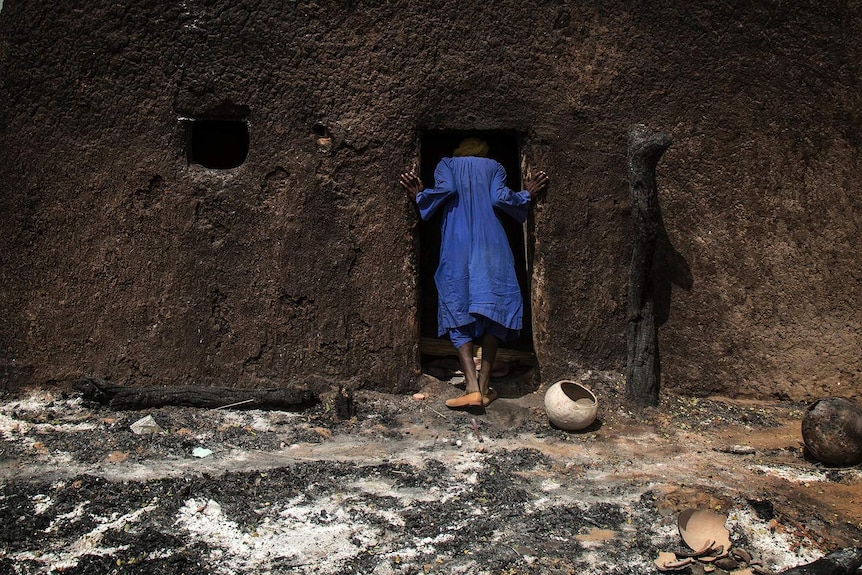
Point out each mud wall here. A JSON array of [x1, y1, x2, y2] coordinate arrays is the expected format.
[[0, 1, 859, 400]]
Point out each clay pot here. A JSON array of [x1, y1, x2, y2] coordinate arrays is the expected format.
[[802, 397, 862, 467], [544, 380, 598, 431]]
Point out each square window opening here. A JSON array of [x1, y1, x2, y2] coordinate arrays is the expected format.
[[186, 119, 249, 169]]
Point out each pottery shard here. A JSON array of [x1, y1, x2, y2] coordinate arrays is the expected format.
[[678, 509, 731, 553], [802, 397, 862, 467], [655, 552, 693, 571]]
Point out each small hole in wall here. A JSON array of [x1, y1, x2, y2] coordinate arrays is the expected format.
[[187, 119, 249, 169], [311, 122, 328, 137]]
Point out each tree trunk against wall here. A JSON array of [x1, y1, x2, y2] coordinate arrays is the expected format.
[[626, 125, 672, 407]]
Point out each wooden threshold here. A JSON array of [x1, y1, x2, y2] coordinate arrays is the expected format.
[[420, 337, 536, 366]]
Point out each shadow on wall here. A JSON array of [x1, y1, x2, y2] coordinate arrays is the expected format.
[[634, 209, 693, 404], [653, 220, 693, 328], [647, 205, 693, 399], [649, 219, 693, 412]]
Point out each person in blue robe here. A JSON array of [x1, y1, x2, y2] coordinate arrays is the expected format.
[[401, 137, 548, 409]]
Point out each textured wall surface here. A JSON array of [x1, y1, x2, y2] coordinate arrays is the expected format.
[[0, 1, 859, 400]]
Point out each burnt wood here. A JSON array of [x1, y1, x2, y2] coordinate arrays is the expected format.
[[73, 377, 320, 411], [625, 125, 672, 407], [779, 547, 862, 575]]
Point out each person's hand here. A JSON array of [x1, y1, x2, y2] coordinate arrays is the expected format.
[[400, 172, 423, 199], [525, 171, 549, 199]]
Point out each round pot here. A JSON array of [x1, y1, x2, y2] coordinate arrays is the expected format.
[[802, 396, 862, 467], [544, 380, 598, 431]]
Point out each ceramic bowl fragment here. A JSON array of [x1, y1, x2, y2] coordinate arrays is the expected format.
[[731, 548, 753, 563], [678, 509, 731, 553], [654, 552, 694, 571], [714, 556, 740, 570], [675, 539, 715, 558]]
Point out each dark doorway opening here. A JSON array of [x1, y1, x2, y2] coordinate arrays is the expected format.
[[417, 130, 534, 357], [187, 119, 249, 169]]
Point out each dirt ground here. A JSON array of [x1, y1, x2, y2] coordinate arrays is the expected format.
[[1, 371, 861, 575]]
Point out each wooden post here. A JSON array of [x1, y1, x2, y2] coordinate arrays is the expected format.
[[625, 125, 672, 407]]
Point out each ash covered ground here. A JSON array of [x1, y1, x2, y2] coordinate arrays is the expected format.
[[1, 371, 860, 575]]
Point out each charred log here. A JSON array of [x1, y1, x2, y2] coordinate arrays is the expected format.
[[73, 377, 321, 411], [625, 125, 672, 407], [779, 547, 862, 575]]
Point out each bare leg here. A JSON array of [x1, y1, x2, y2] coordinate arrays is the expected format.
[[478, 334, 499, 397], [445, 341, 485, 408], [456, 341, 479, 394]]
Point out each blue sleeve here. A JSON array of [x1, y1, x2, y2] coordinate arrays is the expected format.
[[415, 159, 457, 221], [491, 163, 531, 224]]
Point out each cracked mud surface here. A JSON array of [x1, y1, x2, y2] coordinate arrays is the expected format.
[[1, 372, 861, 574]]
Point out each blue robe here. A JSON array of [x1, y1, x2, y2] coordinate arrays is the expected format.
[[416, 156, 531, 338]]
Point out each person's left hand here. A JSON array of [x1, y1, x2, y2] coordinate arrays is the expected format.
[[400, 172, 423, 199], [525, 171, 549, 198]]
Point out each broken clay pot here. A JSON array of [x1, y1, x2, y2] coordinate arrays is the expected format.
[[544, 380, 598, 431], [678, 509, 732, 553]]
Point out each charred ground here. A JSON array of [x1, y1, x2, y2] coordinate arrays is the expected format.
[[1, 373, 860, 574]]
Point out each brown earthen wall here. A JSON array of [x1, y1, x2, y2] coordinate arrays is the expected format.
[[0, 1, 859, 400]]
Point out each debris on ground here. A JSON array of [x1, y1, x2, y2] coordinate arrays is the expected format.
[[655, 508, 761, 573], [0, 372, 860, 575], [130, 414, 163, 435]]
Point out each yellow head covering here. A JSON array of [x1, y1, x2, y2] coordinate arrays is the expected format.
[[453, 137, 490, 158]]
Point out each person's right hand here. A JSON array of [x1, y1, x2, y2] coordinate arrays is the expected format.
[[399, 172, 423, 199], [525, 171, 549, 198]]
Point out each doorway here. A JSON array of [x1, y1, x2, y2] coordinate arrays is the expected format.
[[417, 130, 535, 359]]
